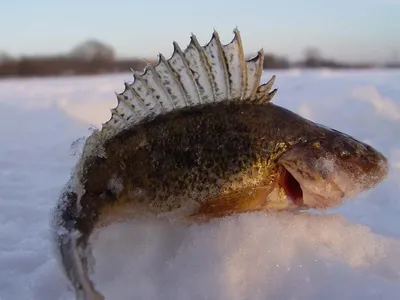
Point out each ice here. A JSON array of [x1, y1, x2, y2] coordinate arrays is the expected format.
[[0, 69, 399, 300]]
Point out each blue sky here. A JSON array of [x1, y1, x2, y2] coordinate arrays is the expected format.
[[1, 0, 399, 62]]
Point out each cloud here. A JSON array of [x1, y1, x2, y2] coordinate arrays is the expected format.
[[351, 86, 400, 121]]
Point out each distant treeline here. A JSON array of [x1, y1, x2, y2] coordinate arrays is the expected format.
[[2, 55, 397, 78], [262, 48, 399, 70], [0, 57, 151, 78], [0, 41, 398, 78]]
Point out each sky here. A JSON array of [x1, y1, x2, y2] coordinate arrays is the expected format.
[[0, 0, 399, 63]]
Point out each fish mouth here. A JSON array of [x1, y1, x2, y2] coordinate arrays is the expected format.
[[279, 167, 305, 207], [278, 165, 345, 210]]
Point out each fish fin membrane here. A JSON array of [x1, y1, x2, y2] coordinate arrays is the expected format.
[[100, 28, 277, 141], [191, 186, 274, 219]]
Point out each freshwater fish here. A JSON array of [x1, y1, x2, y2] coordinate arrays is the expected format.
[[52, 29, 388, 299]]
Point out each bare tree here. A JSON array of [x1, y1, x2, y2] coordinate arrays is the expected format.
[[69, 40, 115, 62], [304, 47, 322, 67], [0, 51, 13, 65]]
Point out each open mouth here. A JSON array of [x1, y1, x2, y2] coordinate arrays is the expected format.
[[279, 165, 347, 209], [279, 167, 304, 207]]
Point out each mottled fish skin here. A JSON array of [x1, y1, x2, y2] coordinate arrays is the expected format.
[[52, 29, 388, 300], [60, 103, 306, 233], [58, 100, 389, 237]]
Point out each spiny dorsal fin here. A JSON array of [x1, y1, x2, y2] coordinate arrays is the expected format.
[[100, 28, 277, 140]]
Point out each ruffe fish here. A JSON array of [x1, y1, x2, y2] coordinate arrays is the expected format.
[[52, 28, 388, 299]]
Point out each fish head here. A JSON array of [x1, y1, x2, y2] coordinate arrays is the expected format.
[[277, 125, 388, 210]]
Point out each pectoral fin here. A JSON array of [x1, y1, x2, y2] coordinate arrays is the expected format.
[[191, 185, 277, 220]]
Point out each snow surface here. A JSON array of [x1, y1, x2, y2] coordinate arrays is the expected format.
[[0, 69, 399, 300]]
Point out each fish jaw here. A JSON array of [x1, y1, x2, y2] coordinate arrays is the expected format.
[[275, 127, 389, 210]]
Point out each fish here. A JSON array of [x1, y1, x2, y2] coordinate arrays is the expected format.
[[51, 28, 388, 300]]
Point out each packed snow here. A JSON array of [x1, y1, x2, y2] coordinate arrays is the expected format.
[[0, 69, 399, 300]]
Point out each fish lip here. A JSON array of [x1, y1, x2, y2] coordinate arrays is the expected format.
[[279, 164, 345, 210]]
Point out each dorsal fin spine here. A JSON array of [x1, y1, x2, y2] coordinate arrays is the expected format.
[[171, 41, 202, 105], [222, 28, 246, 101], [116, 88, 135, 114], [99, 29, 277, 141], [245, 49, 264, 100], [157, 52, 187, 108], [203, 32, 227, 102], [146, 62, 176, 111], [115, 92, 138, 122], [233, 29, 247, 100], [132, 70, 164, 114], [189, 34, 217, 102], [123, 82, 148, 118], [211, 30, 231, 101], [254, 49, 265, 99]]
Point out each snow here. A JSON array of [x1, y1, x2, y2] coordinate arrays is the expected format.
[[0, 69, 399, 300]]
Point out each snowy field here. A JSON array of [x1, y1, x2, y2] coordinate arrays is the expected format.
[[0, 69, 399, 300]]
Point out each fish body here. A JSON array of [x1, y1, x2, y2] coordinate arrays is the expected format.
[[52, 29, 388, 300]]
